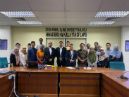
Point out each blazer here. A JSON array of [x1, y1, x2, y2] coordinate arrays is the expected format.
[[44, 47, 56, 65], [56, 47, 66, 66], [66, 50, 77, 66]]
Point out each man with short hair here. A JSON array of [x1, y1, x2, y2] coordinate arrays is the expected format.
[[86, 43, 91, 53], [27, 43, 31, 52], [44, 42, 56, 65], [94, 42, 99, 52], [37, 45, 44, 65], [66, 44, 77, 66], [36, 38, 46, 50], [77, 43, 88, 67], [28, 41, 37, 61], [10, 43, 21, 56], [66, 41, 70, 50], [105, 43, 112, 68], [56, 41, 66, 66]]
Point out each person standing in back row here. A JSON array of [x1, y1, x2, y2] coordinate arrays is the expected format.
[[56, 41, 66, 66], [36, 38, 46, 50]]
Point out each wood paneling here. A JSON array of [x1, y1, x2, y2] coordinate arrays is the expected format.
[[101, 74, 129, 97], [18, 72, 58, 94], [0, 76, 13, 97], [60, 73, 100, 97]]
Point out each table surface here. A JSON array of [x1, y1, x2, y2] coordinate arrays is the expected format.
[[0, 66, 128, 89]]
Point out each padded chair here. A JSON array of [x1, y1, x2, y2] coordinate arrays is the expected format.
[[110, 62, 125, 71], [0, 57, 9, 68]]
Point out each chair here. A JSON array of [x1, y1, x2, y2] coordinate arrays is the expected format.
[[110, 62, 125, 71], [0, 57, 9, 68]]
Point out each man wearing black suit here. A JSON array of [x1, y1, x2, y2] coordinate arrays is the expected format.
[[66, 44, 77, 66], [56, 41, 66, 66], [44, 42, 56, 65]]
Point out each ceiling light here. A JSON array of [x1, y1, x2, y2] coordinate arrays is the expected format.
[[17, 21, 42, 24], [89, 21, 115, 25], [95, 11, 129, 17], [1, 11, 35, 17]]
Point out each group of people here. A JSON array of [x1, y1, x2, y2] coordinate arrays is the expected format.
[[10, 38, 123, 68]]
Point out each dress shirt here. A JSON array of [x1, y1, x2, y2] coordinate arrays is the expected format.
[[49, 47, 52, 55], [105, 49, 112, 58], [60, 47, 63, 57]]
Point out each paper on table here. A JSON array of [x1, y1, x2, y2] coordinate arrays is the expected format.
[[84, 67, 91, 69], [66, 67, 75, 69]]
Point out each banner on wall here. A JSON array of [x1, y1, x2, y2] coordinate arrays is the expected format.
[[46, 28, 87, 37]]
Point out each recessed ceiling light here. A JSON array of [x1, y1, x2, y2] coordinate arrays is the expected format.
[[17, 21, 42, 24], [89, 21, 115, 25], [95, 11, 129, 17], [1, 11, 35, 17]]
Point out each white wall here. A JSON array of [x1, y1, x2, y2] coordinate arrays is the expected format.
[[0, 26, 11, 62], [121, 27, 129, 71]]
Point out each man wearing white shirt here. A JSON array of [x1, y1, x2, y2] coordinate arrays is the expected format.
[[44, 42, 56, 65], [56, 41, 66, 66], [36, 38, 46, 50]]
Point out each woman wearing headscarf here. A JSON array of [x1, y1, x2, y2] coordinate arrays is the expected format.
[[10, 47, 20, 67], [109, 44, 123, 62], [98, 48, 108, 67], [87, 47, 98, 67], [20, 46, 28, 66]]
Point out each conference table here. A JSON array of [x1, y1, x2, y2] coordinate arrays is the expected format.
[[0, 66, 129, 97]]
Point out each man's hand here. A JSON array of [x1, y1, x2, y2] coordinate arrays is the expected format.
[[81, 60, 84, 63], [60, 58, 63, 61], [70, 60, 74, 63], [99, 64, 101, 65], [49, 59, 52, 62]]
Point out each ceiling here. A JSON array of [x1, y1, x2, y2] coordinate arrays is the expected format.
[[0, 0, 129, 27]]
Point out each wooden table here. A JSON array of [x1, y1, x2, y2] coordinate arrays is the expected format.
[[0, 67, 129, 97]]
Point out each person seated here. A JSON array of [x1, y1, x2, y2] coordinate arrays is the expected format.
[[10, 43, 21, 56], [66, 44, 77, 66], [44, 42, 56, 65], [28, 41, 37, 61], [98, 48, 108, 67], [109, 44, 123, 62], [20, 46, 28, 66], [96, 45, 102, 55], [10, 47, 20, 67], [37, 45, 45, 65], [87, 47, 98, 67]]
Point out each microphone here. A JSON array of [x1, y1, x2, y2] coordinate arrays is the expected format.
[[76, 67, 80, 71]]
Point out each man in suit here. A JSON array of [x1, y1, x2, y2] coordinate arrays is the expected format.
[[44, 41, 56, 65], [56, 41, 66, 66], [66, 44, 77, 66]]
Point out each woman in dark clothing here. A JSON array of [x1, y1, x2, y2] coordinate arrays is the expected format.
[[109, 44, 123, 62], [10, 47, 20, 67], [98, 48, 108, 67]]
